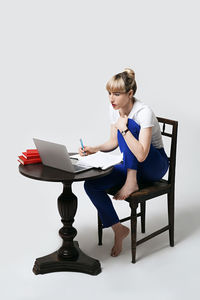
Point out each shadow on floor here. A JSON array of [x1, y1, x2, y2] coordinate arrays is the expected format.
[[75, 202, 200, 263]]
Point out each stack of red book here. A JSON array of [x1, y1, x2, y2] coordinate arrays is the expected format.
[[18, 149, 42, 165]]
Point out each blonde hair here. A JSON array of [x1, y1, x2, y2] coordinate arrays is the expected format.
[[106, 68, 137, 95]]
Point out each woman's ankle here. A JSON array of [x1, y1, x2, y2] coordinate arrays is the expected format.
[[125, 169, 138, 185], [112, 222, 128, 233]]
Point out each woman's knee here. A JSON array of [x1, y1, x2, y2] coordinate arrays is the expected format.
[[84, 180, 94, 193], [127, 118, 140, 139], [84, 179, 105, 193]]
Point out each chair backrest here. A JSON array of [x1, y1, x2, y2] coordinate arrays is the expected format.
[[157, 117, 178, 187]]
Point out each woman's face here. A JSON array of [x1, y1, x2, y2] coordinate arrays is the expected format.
[[108, 90, 133, 110]]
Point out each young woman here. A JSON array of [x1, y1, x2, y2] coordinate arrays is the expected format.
[[79, 68, 169, 257]]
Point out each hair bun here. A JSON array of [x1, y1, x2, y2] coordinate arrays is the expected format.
[[124, 68, 135, 79]]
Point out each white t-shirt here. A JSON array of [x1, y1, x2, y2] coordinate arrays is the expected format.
[[109, 98, 164, 149]]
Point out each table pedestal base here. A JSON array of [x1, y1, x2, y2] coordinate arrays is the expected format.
[[33, 241, 101, 276]]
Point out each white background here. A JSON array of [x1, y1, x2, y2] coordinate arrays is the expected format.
[[1, 0, 200, 299]]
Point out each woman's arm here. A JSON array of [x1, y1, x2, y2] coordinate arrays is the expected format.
[[123, 127, 152, 162], [115, 115, 152, 162], [79, 124, 118, 156]]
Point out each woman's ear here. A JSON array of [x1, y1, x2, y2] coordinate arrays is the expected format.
[[128, 89, 133, 99]]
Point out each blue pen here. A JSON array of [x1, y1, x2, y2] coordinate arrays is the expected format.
[[80, 138, 86, 154]]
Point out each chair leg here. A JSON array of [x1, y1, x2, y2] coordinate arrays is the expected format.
[[130, 201, 138, 263], [167, 191, 174, 247], [140, 202, 146, 233], [98, 213, 103, 245]]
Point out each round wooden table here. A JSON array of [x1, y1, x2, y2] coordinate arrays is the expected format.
[[19, 160, 113, 276]]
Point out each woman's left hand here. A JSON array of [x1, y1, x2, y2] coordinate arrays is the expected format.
[[115, 115, 128, 132]]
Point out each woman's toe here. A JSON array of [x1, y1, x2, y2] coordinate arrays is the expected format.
[[111, 247, 115, 256]]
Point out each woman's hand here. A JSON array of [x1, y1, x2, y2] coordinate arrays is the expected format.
[[115, 115, 128, 132], [78, 146, 97, 156]]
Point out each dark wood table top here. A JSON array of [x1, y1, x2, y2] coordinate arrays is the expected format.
[[19, 161, 113, 183]]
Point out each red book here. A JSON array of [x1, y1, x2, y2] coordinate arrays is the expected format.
[[26, 149, 39, 154], [22, 152, 40, 160], [18, 155, 42, 165]]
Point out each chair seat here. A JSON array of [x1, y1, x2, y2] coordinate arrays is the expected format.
[[107, 179, 171, 203]]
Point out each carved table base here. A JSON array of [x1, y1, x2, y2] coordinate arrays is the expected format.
[[33, 241, 101, 275], [33, 183, 101, 276]]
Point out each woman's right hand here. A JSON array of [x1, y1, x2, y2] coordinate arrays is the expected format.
[[78, 146, 98, 156]]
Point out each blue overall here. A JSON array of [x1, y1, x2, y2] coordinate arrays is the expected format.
[[84, 119, 169, 228]]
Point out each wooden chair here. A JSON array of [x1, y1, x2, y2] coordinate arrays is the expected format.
[[97, 117, 178, 263]]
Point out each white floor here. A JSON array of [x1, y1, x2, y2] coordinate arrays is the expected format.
[[1, 179, 200, 300]]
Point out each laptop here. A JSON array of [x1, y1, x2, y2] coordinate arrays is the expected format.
[[33, 138, 93, 173]]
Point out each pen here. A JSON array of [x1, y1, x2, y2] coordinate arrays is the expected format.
[[80, 138, 86, 154]]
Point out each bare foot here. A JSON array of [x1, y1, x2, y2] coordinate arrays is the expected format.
[[111, 224, 130, 257], [113, 182, 139, 200], [113, 169, 139, 200]]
